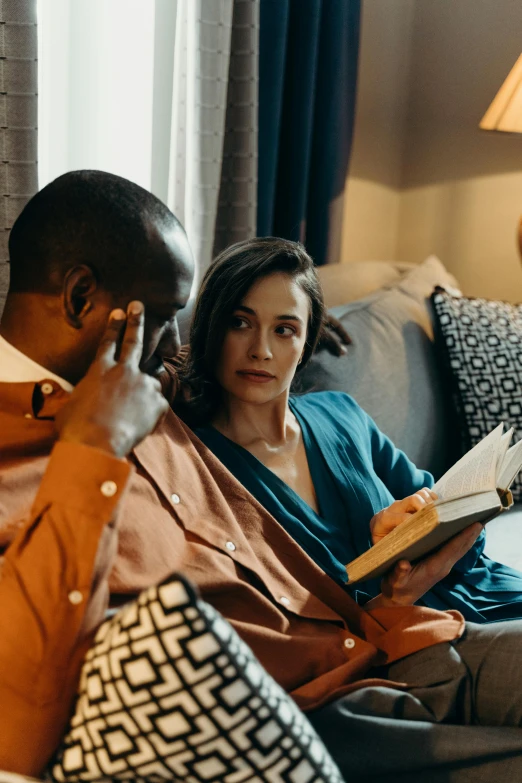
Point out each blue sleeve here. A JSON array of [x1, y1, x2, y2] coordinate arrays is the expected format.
[[359, 402, 485, 574], [358, 406, 434, 496]]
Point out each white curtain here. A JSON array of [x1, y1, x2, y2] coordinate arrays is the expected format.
[[37, 0, 258, 280], [37, 0, 157, 192]]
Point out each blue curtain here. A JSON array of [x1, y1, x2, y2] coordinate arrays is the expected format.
[[257, 0, 361, 265]]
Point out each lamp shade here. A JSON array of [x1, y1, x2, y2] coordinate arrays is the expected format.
[[480, 53, 522, 133]]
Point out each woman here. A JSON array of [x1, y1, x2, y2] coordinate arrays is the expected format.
[[181, 236, 522, 622]]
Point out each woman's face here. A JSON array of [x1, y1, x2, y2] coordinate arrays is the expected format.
[[216, 271, 310, 406]]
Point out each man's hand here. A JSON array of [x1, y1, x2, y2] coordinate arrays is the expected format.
[[370, 488, 437, 544], [55, 302, 168, 458], [315, 314, 351, 356], [377, 523, 484, 607]]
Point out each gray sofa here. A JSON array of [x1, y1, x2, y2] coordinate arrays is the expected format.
[[179, 255, 522, 573]]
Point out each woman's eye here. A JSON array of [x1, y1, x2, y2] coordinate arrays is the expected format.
[[275, 325, 296, 337], [230, 315, 249, 329]]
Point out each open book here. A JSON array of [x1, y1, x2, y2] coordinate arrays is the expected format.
[[346, 423, 522, 584]]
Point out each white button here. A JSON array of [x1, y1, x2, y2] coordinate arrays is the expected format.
[[171, 493, 180, 505], [100, 480, 118, 497], [24, 413, 32, 419], [68, 590, 83, 605], [280, 596, 291, 607], [225, 541, 236, 551], [344, 637, 355, 649], [41, 382, 54, 395]]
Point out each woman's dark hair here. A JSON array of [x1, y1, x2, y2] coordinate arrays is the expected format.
[[181, 236, 325, 424]]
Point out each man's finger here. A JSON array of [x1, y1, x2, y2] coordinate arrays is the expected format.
[[119, 301, 145, 365], [324, 314, 352, 345], [94, 309, 126, 366], [324, 332, 344, 356]]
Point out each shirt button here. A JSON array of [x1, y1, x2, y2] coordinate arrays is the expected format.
[[344, 637, 356, 649], [171, 493, 181, 505], [225, 541, 236, 551], [68, 590, 83, 605], [100, 480, 118, 497], [280, 596, 291, 607], [24, 413, 32, 419], [41, 382, 54, 395]]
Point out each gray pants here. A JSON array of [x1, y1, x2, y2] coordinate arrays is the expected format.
[[309, 621, 522, 782]]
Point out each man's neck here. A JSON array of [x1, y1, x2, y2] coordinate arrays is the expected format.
[[0, 292, 70, 380]]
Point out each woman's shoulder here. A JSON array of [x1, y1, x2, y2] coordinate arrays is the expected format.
[[290, 390, 366, 420]]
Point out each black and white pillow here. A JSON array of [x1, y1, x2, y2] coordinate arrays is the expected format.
[[50, 575, 344, 783], [431, 288, 522, 500]]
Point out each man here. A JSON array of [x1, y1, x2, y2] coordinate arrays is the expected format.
[[1, 171, 522, 782], [0, 301, 168, 774]]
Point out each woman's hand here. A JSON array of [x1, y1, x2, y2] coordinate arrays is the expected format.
[[370, 488, 437, 545], [368, 522, 484, 608], [365, 488, 484, 610]]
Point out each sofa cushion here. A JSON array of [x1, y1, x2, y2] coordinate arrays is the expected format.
[[316, 260, 413, 308], [297, 256, 460, 479], [484, 503, 522, 571], [50, 574, 343, 783], [431, 288, 522, 502]]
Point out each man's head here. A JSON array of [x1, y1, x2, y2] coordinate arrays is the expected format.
[[3, 170, 194, 383]]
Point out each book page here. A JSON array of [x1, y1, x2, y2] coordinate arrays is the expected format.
[[433, 423, 504, 501], [498, 438, 522, 490], [496, 429, 513, 478]]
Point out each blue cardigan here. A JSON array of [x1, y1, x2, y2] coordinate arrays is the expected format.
[[195, 391, 522, 623]]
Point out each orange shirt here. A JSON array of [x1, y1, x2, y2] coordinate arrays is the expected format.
[[0, 376, 465, 756], [0, 440, 131, 775]]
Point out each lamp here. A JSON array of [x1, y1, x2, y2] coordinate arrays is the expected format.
[[479, 54, 522, 257], [480, 53, 522, 132]]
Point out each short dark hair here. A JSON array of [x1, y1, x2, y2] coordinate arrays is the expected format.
[[8, 170, 181, 293], [181, 236, 325, 423]]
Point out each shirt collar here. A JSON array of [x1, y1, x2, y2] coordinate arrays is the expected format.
[[0, 334, 73, 392]]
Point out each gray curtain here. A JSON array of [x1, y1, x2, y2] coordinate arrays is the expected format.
[[0, 0, 38, 316], [213, 0, 259, 258]]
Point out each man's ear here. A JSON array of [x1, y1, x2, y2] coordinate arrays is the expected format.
[[63, 265, 98, 328]]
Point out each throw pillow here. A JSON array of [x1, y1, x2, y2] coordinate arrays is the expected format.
[[431, 288, 522, 502], [50, 574, 344, 783], [298, 255, 460, 478]]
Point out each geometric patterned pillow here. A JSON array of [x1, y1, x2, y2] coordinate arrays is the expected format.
[[49, 574, 345, 783], [431, 287, 522, 500]]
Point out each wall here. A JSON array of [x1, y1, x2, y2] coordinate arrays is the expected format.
[[343, 0, 522, 302], [341, 0, 415, 262]]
